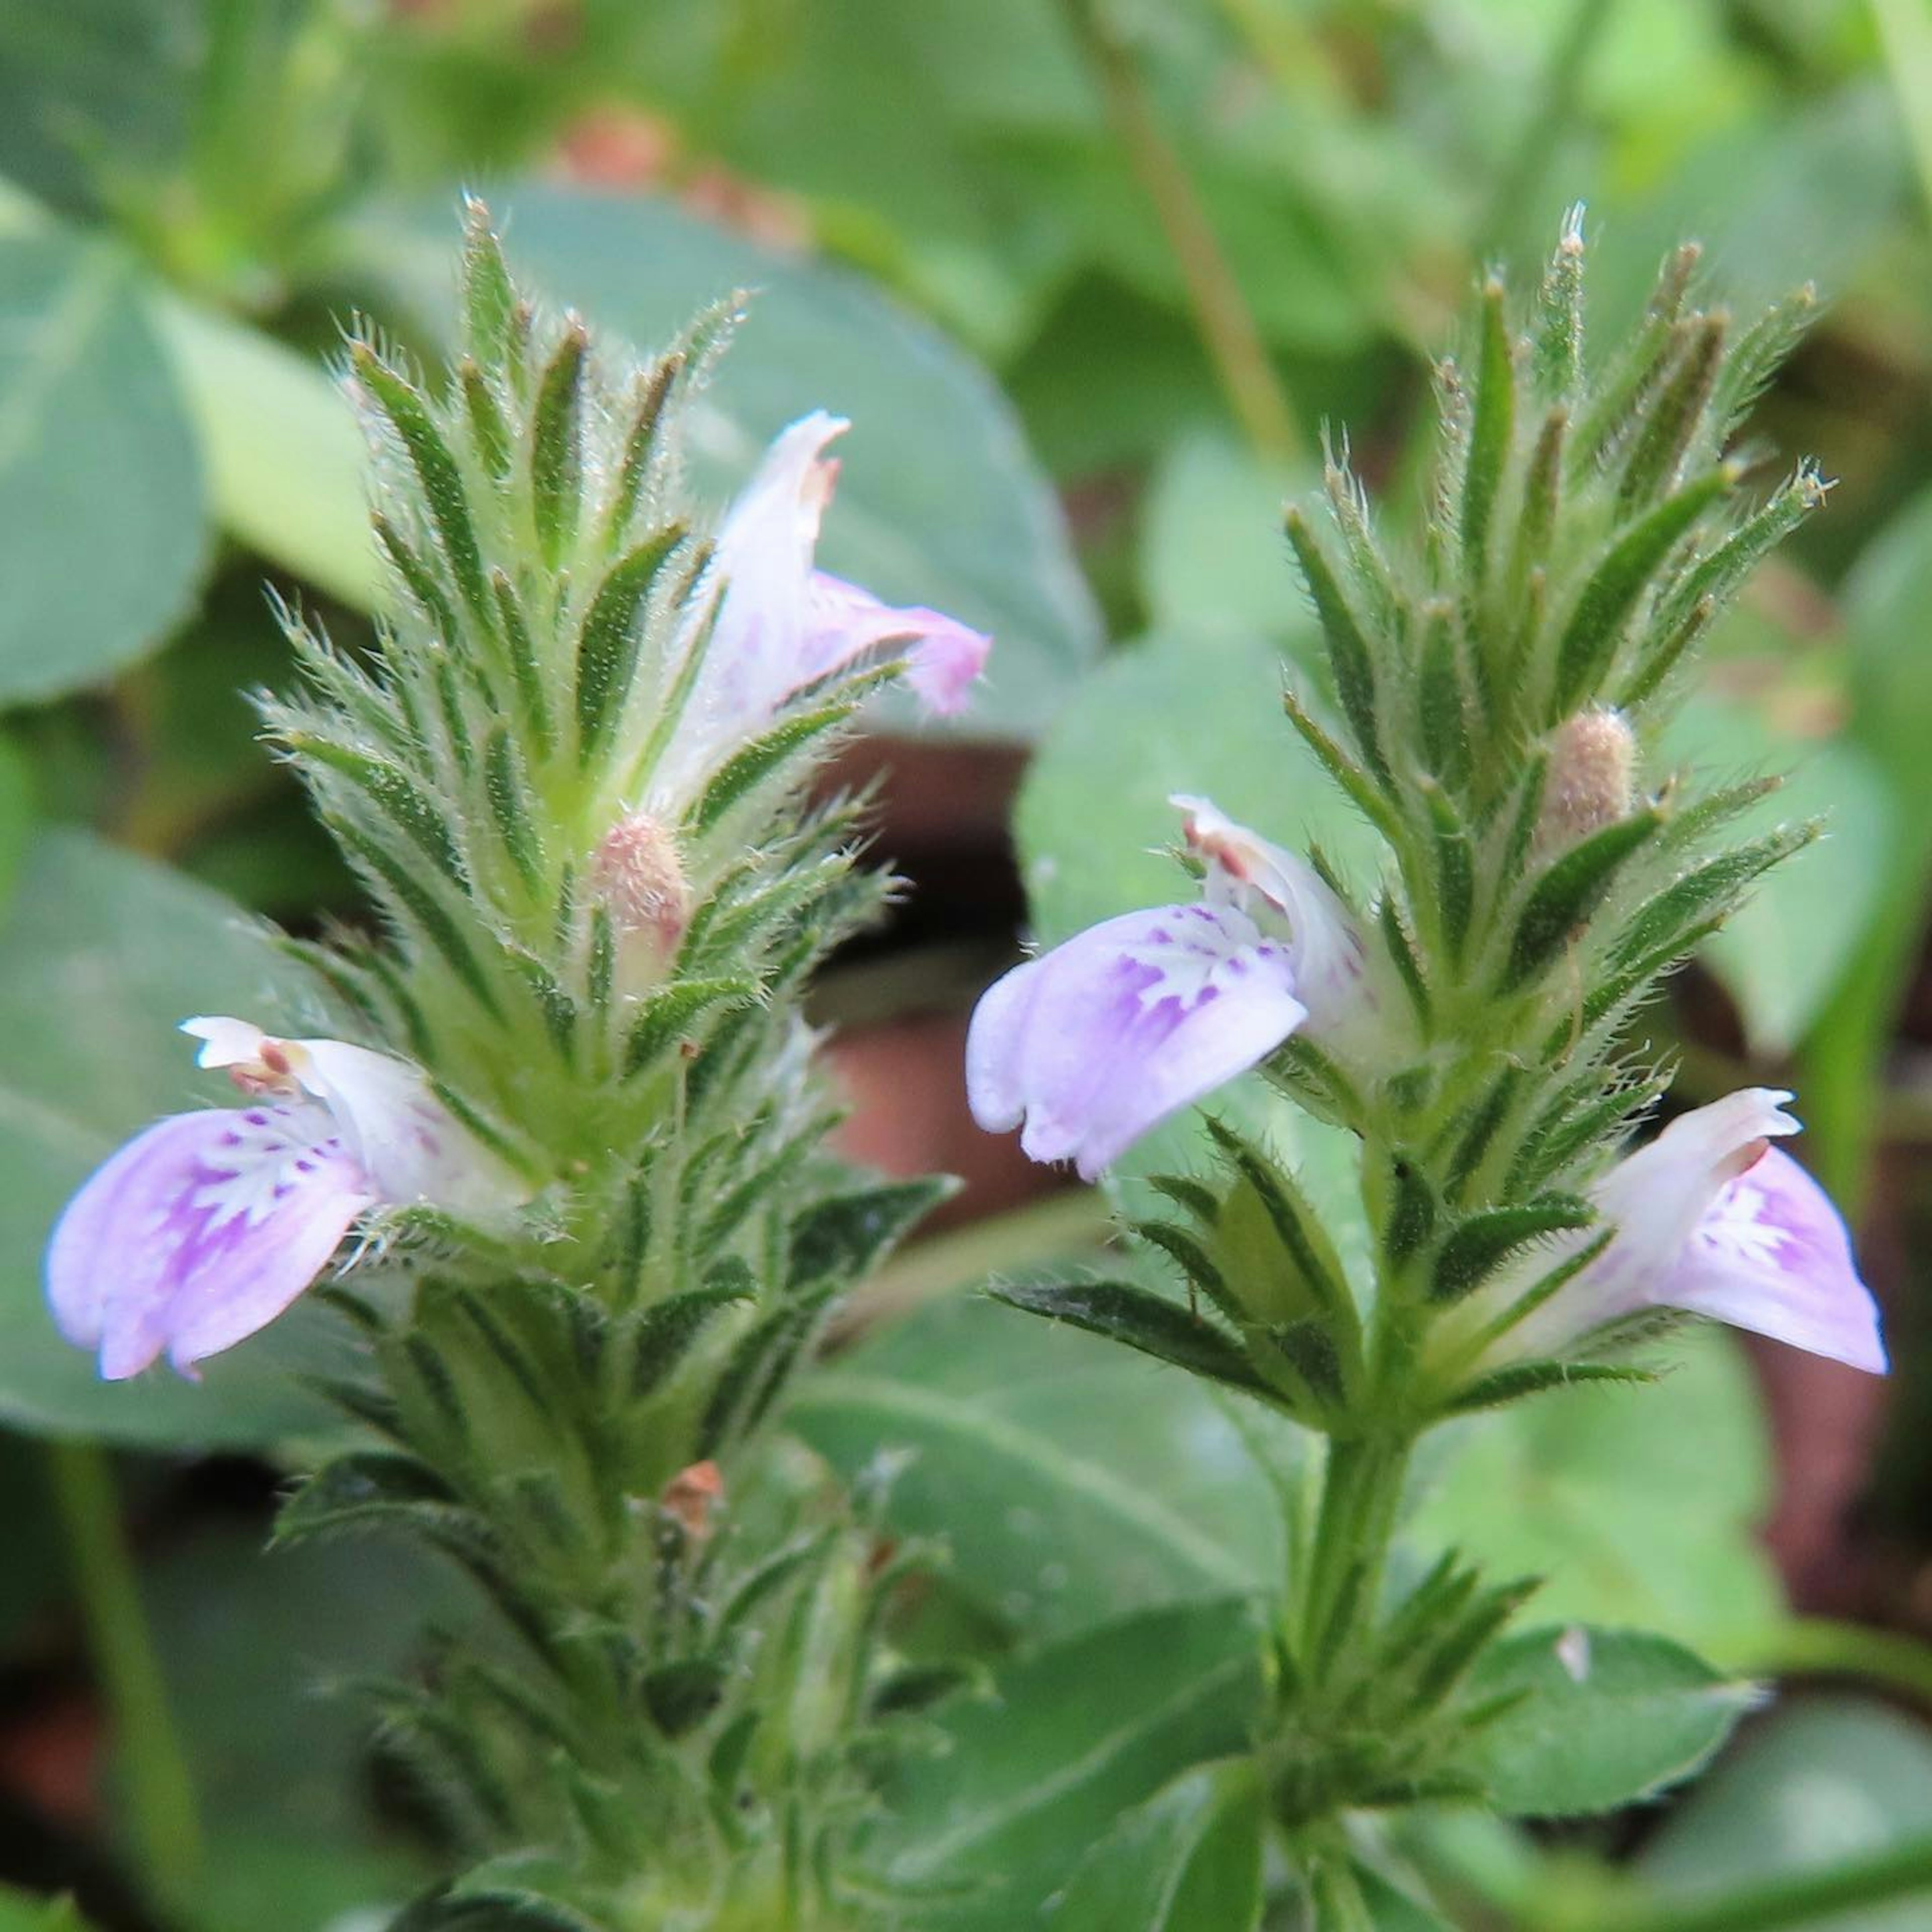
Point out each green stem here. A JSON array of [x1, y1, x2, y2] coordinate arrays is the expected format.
[[1875, 0, 1932, 230], [1298, 1431, 1411, 1674], [46, 1441, 204, 1912], [1060, 0, 1303, 462], [1482, 0, 1621, 249], [1714, 1615, 1932, 1708], [1582, 1836, 1932, 1932]]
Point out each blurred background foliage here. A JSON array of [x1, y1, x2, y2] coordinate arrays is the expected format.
[[6, 0, 1932, 1926]]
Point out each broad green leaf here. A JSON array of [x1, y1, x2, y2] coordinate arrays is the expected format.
[[793, 1294, 1303, 1643], [1015, 628, 1385, 940], [1049, 1759, 1263, 1932], [146, 290, 381, 610], [1639, 1698, 1932, 1929], [0, 828, 358, 1446], [355, 184, 1104, 743], [866, 1596, 1265, 1921], [1140, 429, 1317, 646], [1661, 691, 1894, 1055], [0, 229, 207, 704], [1458, 1626, 1755, 1817], [1405, 1326, 1782, 1654]]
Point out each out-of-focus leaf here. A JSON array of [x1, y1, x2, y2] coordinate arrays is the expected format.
[[0, 732, 35, 911], [0, 1889, 96, 1932], [146, 290, 380, 610], [356, 184, 1104, 742], [1048, 1759, 1263, 1932], [0, 229, 207, 704], [865, 1596, 1265, 1923], [793, 1294, 1302, 1643], [1638, 1698, 1932, 1929], [1406, 1327, 1782, 1655], [139, 1522, 457, 1932], [1587, 85, 1907, 339], [1140, 429, 1316, 646], [1662, 691, 1894, 1055], [0, 0, 194, 217], [1806, 484, 1932, 1202], [0, 828, 359, 1447], [1457, 1626, 1755, 1818]]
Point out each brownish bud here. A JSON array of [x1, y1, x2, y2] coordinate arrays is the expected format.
[[1540, 708, 1637, 849], [590, 812, 692, 969], [662, 1459, 724, 1542]]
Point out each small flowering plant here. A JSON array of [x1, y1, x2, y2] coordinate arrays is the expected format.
[[969, 221, 1883, 1909], [47, 203, 989, 1928]]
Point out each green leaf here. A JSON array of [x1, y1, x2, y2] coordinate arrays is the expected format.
[[786, 1176, 952, 1290], [1459, 1625, 1754, 1817], [791, 1294, 1304, 1643], [869, 1597, 1265, 1919], [1639, 1698, 1932, 1929], [0, 829, 360, 1446], [989, 1276, 1267, 1394], [1662, 691, 1894, 1056], [1406, 1327, 1782, 1655], [0, 1891, 95, 1932], [1140, 429, 1315, 646], [145, 291, 380, 608], [356, 185, 1102, 743], [140, 1520, 459, 1931], [1049, 1759, 1263, 1932], [0, 229, 207, 703]]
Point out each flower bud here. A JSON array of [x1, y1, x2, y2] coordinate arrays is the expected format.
[[590, 812, 692, 990], [1539, 708, 1637, 849]]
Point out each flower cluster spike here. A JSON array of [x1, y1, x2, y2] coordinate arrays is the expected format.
[[964, 214, 1881, 1840], [971, 220, 1880, 1405], [45, 200, 989, 1925]]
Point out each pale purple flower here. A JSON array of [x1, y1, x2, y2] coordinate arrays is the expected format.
[[965, 795, 1366, 1180], [47, 1018, 517, 1381], [654, 412, 991, 802], [1489, 1088, 1886, 1375]]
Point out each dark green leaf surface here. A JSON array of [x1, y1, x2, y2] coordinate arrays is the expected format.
[[1048, 1759, 1263, 1932], [867, 1597, 1265, 1921], [793, 1294, 1304, 1642]]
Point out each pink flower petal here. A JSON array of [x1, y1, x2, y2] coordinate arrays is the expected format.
[[805, 572, 990, 715], [1495, 1090, 1886, 1376], [966, 904, 1307, 1180], [656, 413, 992, 800], [46, 1104, 376, 1380], [1647, 1146, 1887, 1373]]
